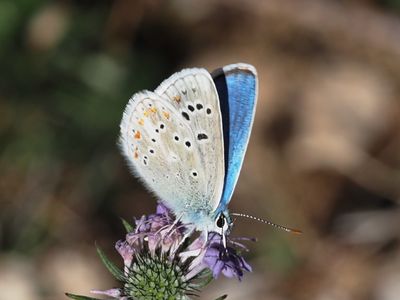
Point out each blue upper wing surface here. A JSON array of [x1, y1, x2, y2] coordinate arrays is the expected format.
[[212, 63, 258, 212]]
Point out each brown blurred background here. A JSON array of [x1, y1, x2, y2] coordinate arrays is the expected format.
[[1, 0, 400, 299]]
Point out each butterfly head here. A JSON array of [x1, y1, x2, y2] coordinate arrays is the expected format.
[[213, 210, 232, 237]]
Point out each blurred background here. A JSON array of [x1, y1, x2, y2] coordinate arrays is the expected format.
[[1, 0, 400, 299]]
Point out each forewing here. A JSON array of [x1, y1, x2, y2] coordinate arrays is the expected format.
[[155, 68, 225, 212], [212, 63, 258, 212], [120, 68, 225, 219]]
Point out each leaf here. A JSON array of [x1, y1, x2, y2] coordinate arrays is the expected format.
[[65, 293, 102, 300], [191, 269, 214, 290], [214, 295, 228, 300], [95, 242, 125, 281], [120, 217, 134, 233], [191, 270, 214, 289]]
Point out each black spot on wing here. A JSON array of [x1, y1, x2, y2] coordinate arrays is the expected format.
[[197, 133, 208, 140], [182, 111, 190, 121]]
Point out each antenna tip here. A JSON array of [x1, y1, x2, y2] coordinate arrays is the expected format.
[[290, 228, 303, 235]]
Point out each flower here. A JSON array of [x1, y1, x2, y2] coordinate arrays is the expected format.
[[203, 233, 252, 281], [66, 202, 251, 300], [94, 203, 209, 300]]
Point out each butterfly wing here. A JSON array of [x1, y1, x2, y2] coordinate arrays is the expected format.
[[212, 63, 258, 212], [120, 68, 225, 227]]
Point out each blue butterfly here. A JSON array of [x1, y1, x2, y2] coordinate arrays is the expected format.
[[119, 63, 257, 241]]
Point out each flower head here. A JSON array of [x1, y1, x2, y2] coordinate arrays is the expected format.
[[67, 202, 252, 300]]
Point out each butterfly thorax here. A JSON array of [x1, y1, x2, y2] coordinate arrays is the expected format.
[[177, 204, 231, 235]]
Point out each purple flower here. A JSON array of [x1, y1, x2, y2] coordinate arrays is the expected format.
[[86, 202, 216, 300], [203, 232, 252, 281], [68, 202, 253, 300]]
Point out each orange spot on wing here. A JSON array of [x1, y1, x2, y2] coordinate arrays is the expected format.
[[138, 119, 144, 125], [173, 95, 181, 103], [144, 107, 157, 117], [163, 111, 170, 119], [134, 151, 138, 159], [134, 131, 141, 139]]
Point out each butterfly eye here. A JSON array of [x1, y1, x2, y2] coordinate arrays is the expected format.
[[216, 214, 225, 229]]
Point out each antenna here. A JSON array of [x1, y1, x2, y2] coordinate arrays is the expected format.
[[231, 213, 302, 235]]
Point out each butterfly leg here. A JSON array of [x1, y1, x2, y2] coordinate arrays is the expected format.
[[162, 213, 184, 242], [179, 230, 208, 261]]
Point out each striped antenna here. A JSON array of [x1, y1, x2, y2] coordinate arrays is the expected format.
[[231, 213, 302, 235]]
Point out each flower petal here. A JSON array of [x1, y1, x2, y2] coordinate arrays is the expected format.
[[156, 202, 169, 214], [91, 288, 122, 298], [115, 240, 134, 268], [212, 260, 225, 278], [202, 233, 252, 280]]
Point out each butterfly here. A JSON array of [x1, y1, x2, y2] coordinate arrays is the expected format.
[[119, 63, 257, 241]]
